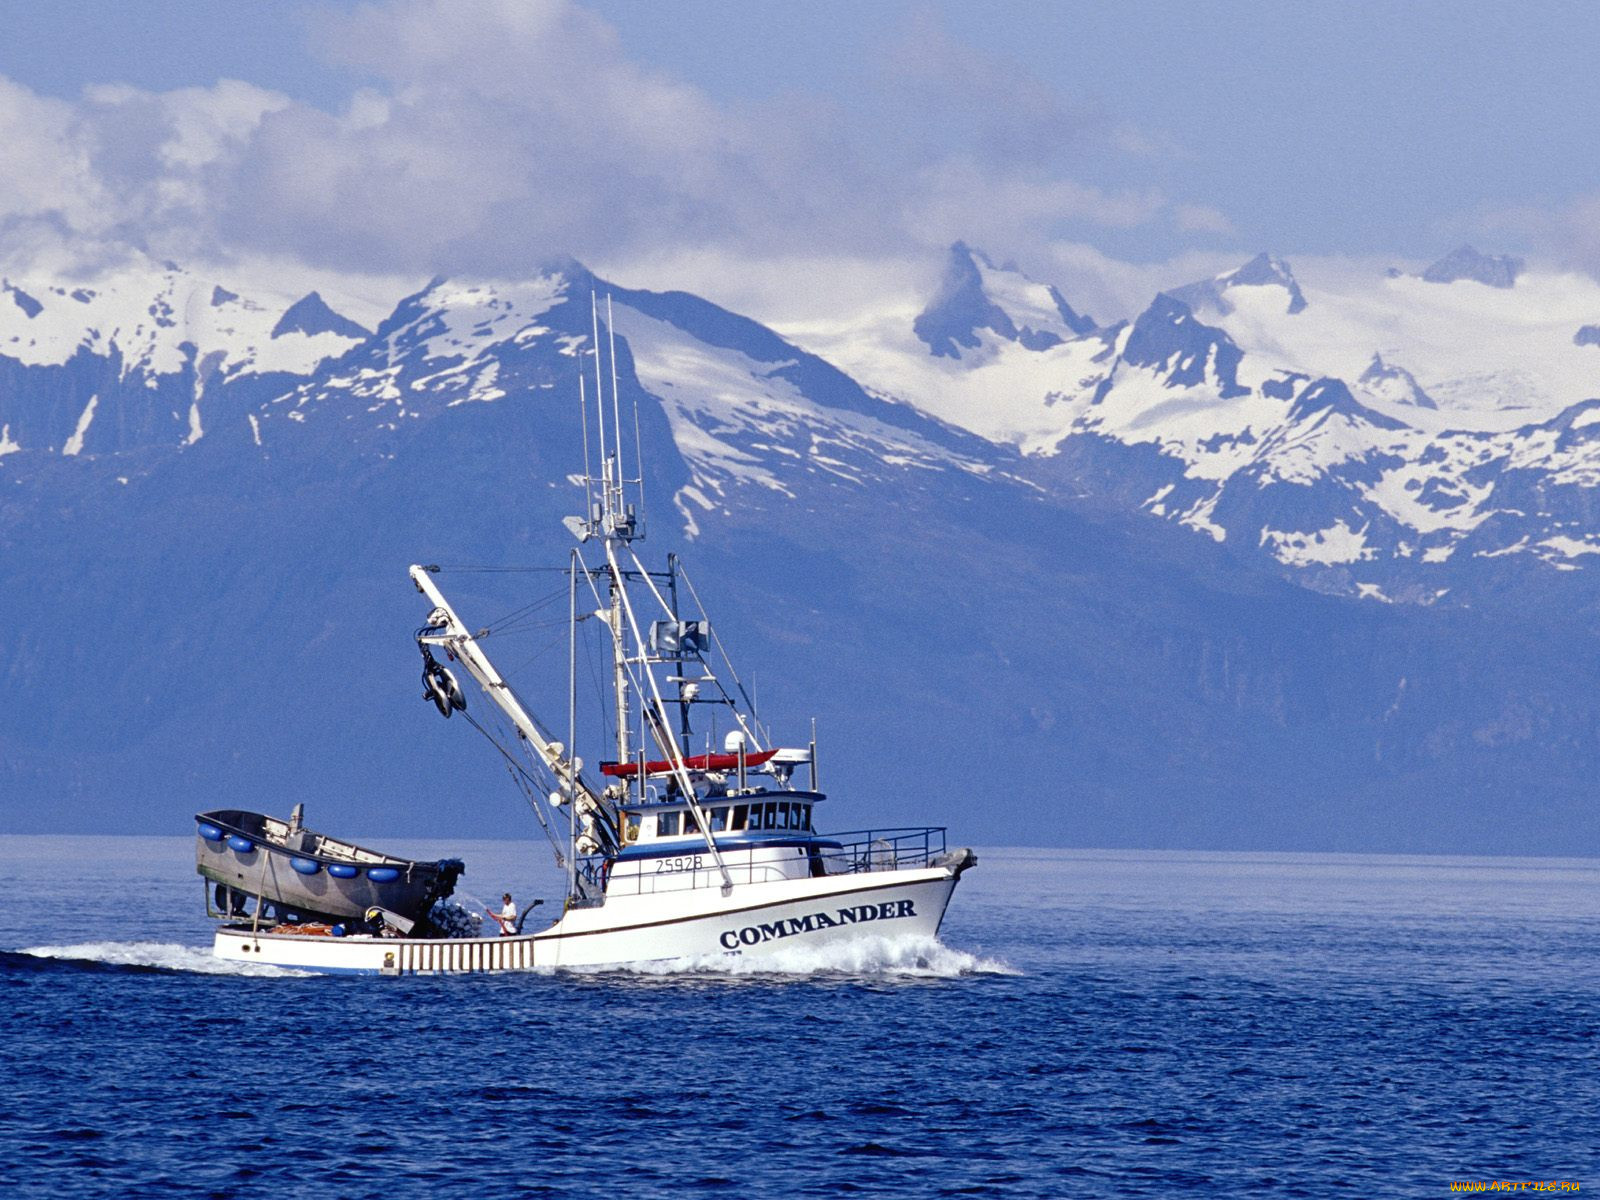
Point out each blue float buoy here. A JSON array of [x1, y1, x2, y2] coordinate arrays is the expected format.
[[290, 857, 321, 876], [197, 822, 224, 842], [366, 867, 400, 883], [227, 835, 254, 854], [327, 863, 359, 879]]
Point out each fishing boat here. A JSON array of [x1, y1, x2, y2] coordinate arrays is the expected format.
[[209, 299, 975, 975]]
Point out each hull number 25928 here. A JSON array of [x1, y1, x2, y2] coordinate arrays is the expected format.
[[656, 855, 705, 873]]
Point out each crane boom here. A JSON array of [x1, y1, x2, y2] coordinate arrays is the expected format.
[[409, 564, 604, 813]]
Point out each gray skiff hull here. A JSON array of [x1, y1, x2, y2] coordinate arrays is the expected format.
[[195, 809, 462, 926]]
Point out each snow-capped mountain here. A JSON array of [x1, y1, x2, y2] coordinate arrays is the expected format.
[[245, 267, 1004, 544], [10, 244, 1600, 605], [795, 243, 1600, 601], [5, 249, 1600, 854], [1357, 353, 1436, 410], [1419, 244, 1524, 289], [0, 258, 378, 458], [913, 241, 1095, 358], [1166, 252, 1308, 316]]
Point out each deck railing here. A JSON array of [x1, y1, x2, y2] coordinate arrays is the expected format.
[[815, 827, 949, 875], [577, 827, 948, 899], [589, 859, 798, 898]]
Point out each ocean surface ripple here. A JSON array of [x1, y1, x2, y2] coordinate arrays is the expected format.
[[1, 839, 1597, 1198]]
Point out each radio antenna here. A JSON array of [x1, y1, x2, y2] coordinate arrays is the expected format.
[[579, 374, 594, 521], [607, 294, 625, 503], [589, 293, 614, 526], [633, 399, 646, 535]]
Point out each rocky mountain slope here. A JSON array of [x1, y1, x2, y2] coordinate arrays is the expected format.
[[796, 243, 1600, 604]]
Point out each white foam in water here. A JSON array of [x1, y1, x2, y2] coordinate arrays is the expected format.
[[17, 941, 313, 977], [575, 934, 1019, 979], [12, 937, 1012, 981]]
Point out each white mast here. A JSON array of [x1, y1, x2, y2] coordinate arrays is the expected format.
[[589, 295, 632, 779], [567, 548, 579, 899], [565, 294, 735, 893]]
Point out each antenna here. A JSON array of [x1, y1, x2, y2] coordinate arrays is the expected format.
[[579, 374, 594, 523], [633, 400, 646, 535], [607, 294, 624, 504], [590, 294, 609, 522]]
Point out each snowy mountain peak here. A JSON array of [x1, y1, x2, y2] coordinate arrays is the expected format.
[[1358, 352, 1437, 409], [1288, 376, 1408, 431], [912, 241, 1093, 360], [1119, 294, 1248, 397], [1421, 245, 1523, 289], [1166, 252, 1308, 316], [271, 292, 371, 340]]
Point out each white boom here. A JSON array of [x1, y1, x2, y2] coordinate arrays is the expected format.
[[409, 564, 601, 812]]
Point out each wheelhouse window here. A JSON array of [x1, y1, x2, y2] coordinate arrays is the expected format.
[[730, 804, 748, 831], [709, 806, 728, 832], [655, 811, 680, 837]]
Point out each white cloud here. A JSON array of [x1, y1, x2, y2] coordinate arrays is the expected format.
[[0, 77, 112, 236], [599, 245, 936, 330], [0, 0, 1245, 318], [1033, 242, 1245, 324], [1174, 203, 1236, 235], [1473, 193, 1600, 277], [883, 9, 1124, 169], [0, 73, 289, 272], [896, 161, 1168, 280]]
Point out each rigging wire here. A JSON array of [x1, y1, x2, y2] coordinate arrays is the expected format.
[[459, 708, 568, 866], [677, 562, 770, 744], [580, 611, 613, 752], [428, 566, 574, 574], [476, 586, 568, 637], [501, 626, 573, 682], [502, 761, 566, 869]]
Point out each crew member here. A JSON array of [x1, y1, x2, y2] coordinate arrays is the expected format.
[[489, 893, 518, 935]]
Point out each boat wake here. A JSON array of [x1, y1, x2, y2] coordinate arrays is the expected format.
[[572, 934, 1017, 981], [6, 941, 312, 977]]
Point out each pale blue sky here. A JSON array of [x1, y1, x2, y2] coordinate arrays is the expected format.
[[0, 0, 1595, 281], [584, 0, 1600, 257]]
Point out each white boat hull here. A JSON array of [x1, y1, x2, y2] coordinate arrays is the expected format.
[[213, 866, 959, 975]]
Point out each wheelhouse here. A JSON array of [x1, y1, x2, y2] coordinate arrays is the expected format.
[[624, 791, 825, 843]]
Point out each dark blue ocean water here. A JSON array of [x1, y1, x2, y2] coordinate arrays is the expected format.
[[1, 838, 1596, 1198]]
